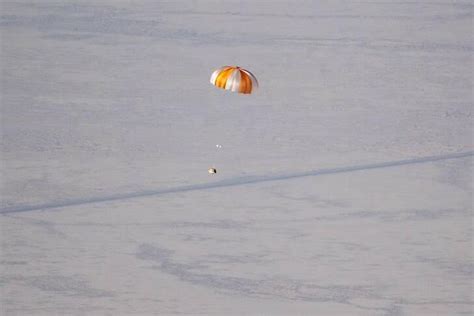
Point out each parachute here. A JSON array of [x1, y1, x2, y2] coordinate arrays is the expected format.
[[207, 66, 258, 174], [210, 66, 258, 94]]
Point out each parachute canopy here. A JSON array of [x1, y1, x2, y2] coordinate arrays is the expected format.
[[210, 66, 258, 94]]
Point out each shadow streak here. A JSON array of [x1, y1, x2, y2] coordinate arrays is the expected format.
[[1, 151, 472, 214]]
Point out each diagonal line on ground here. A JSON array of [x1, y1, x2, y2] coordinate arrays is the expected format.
[[1, 151, 472, 214]]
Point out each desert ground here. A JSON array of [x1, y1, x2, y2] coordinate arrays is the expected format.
[[1, 1, 472, 315]]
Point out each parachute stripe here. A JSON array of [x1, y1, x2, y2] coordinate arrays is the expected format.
[[241, 69, 258, 90], [239, 71, 251, 94], [215, 67, 234, 88], [226, 69, 241, 92], [209, 69, 220, 85], [210, 66, 231, 85]]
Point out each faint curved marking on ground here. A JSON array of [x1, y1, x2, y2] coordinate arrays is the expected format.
[[1, 151, 472, 214], [135, 243, 473, 314], [136, 243, 381, 304]]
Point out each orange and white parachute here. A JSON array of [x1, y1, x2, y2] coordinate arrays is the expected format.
[[210, 66, 258, 94]]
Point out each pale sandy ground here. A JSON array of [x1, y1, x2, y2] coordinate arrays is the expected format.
[[1, 1, 473, 315]]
